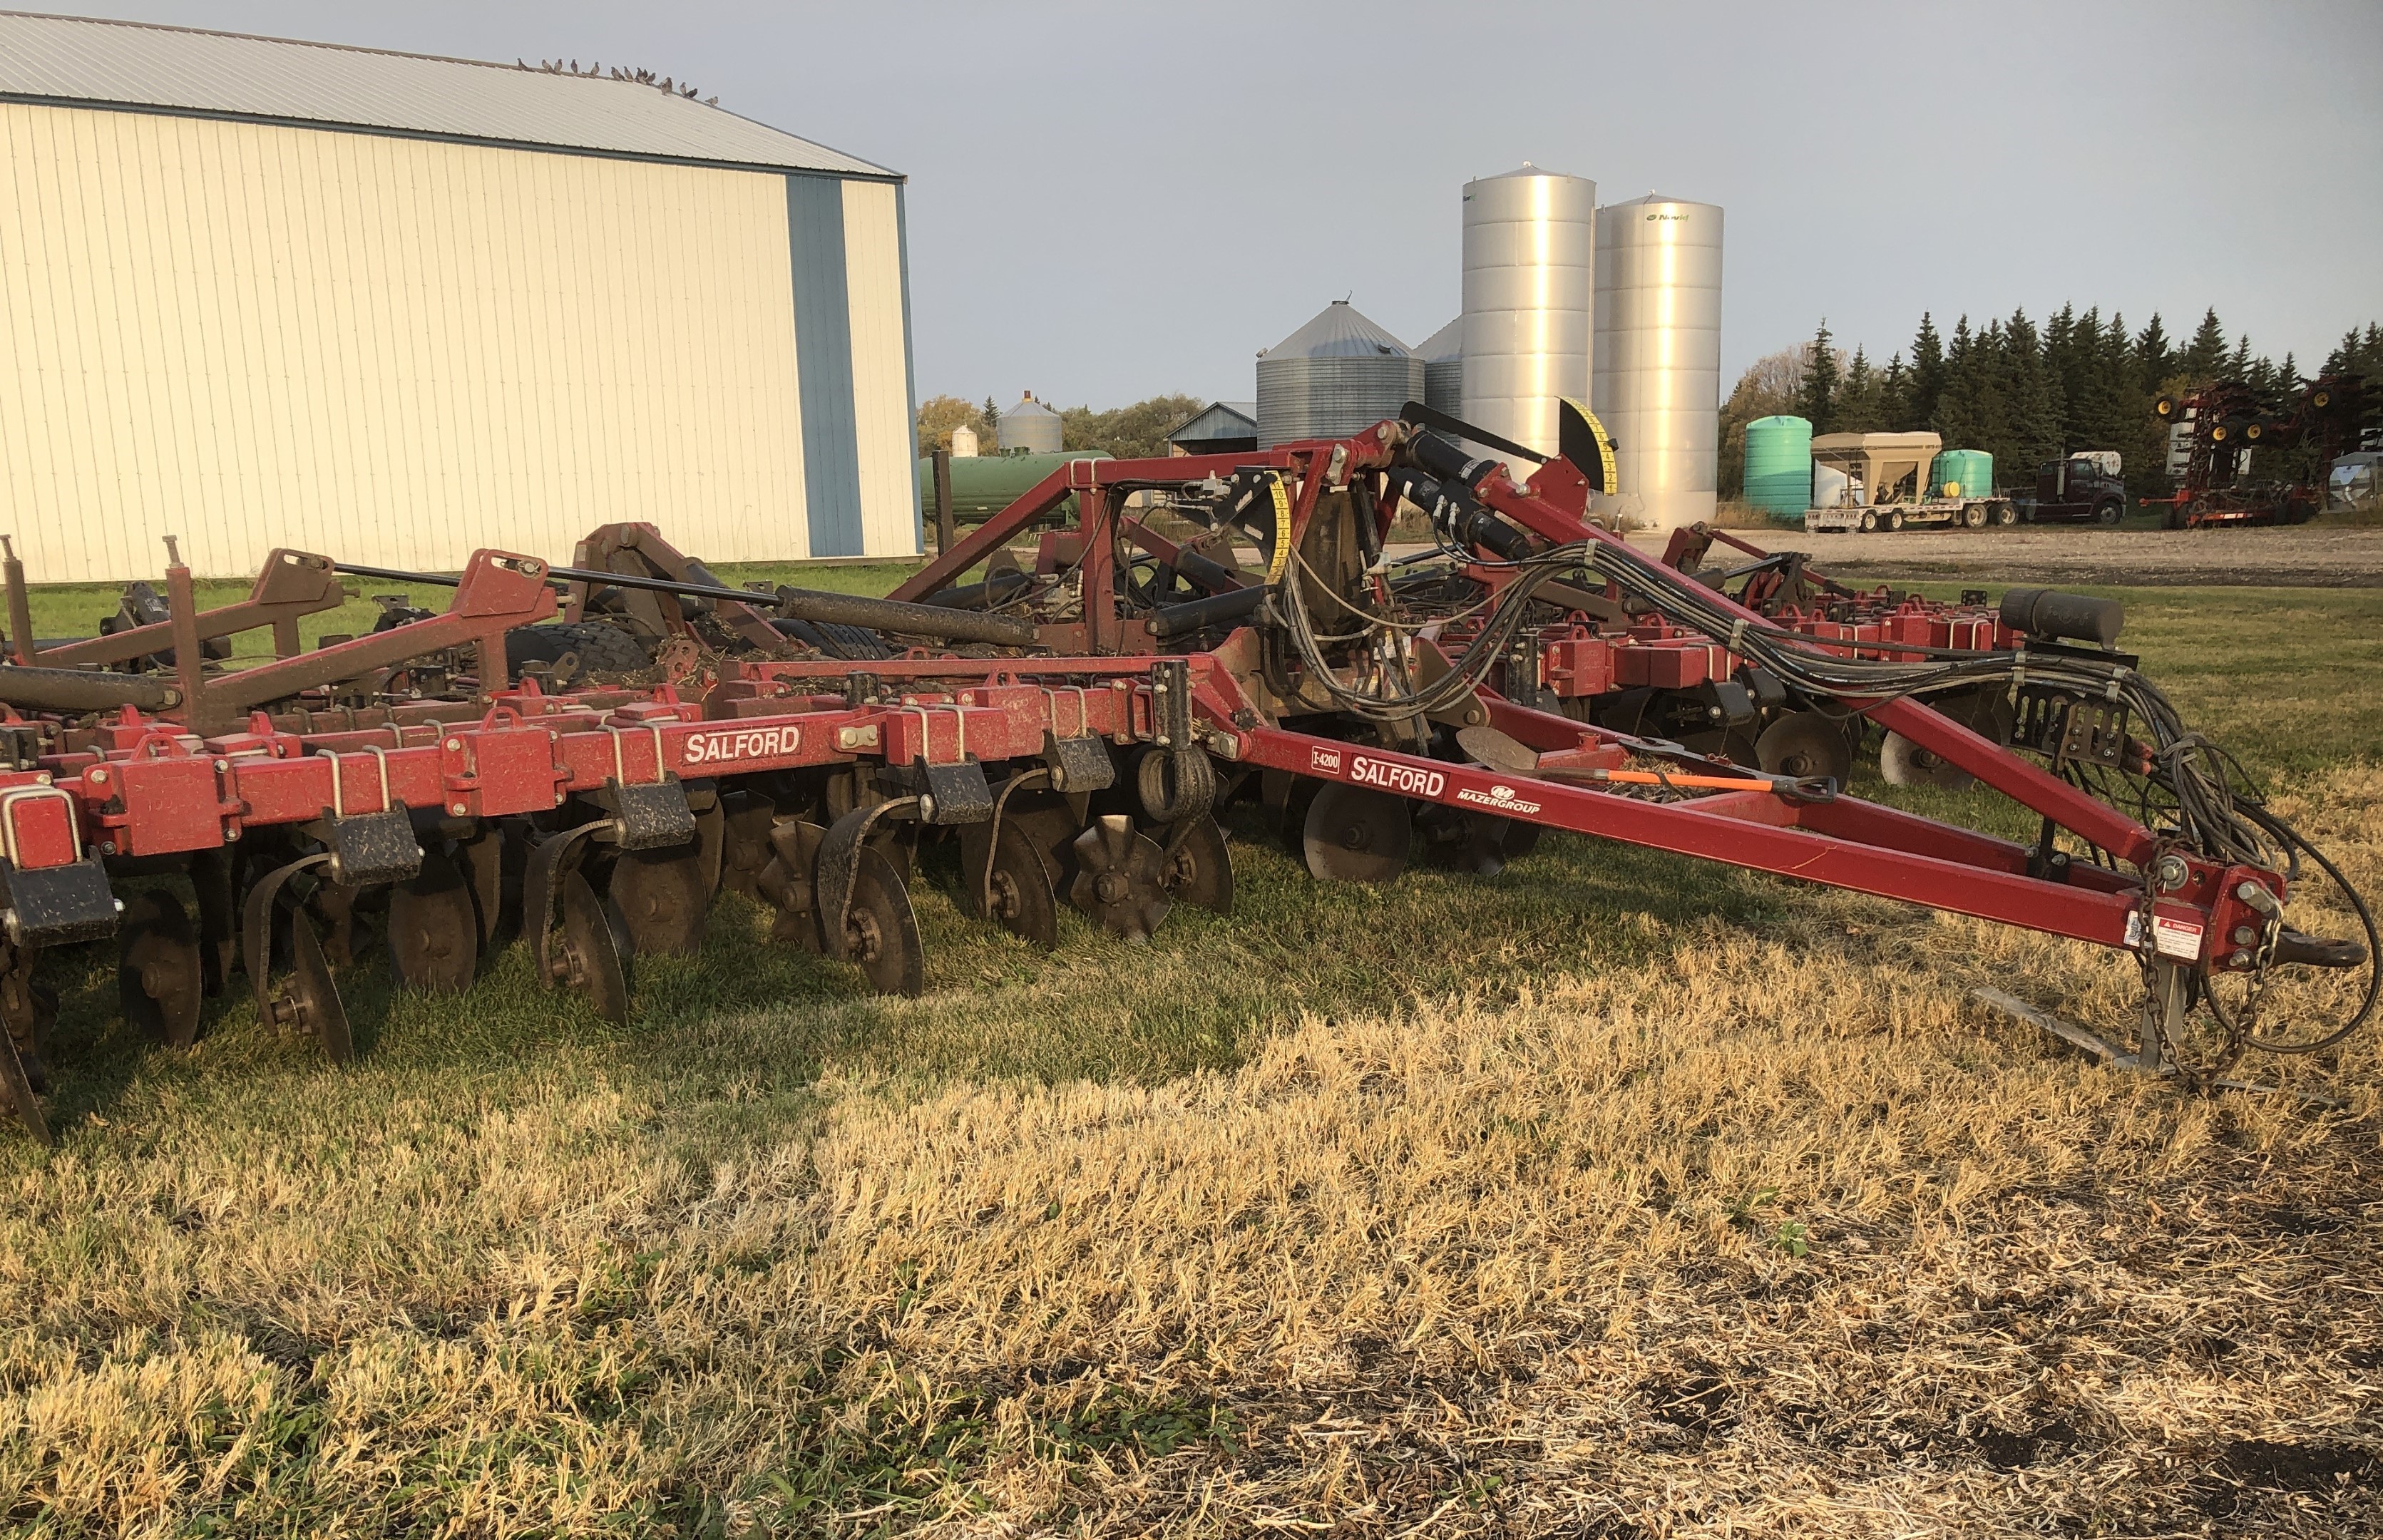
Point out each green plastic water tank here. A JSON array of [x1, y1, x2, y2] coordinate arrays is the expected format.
[[1929, 448, 1994, 498], [1743, 416, 1813, 516]]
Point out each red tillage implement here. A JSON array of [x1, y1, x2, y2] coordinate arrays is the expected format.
[[0, 403, 2367, 1143]]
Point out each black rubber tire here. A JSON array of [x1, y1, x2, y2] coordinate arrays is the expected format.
[[506, 622, 653, 677], [2095, 501, 2123, 527]]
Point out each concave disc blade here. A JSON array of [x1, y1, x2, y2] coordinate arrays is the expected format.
[[1302, 784, 1410, 883], [758, 820, 826, 952], [1880, 730, 1976, 790], [837, 846, 924, 996], [1418, 805, 1508, 877], [287, 913, 354, 1064], [453, 823, 523, 950], [717, 791, 777, 900], [119, 888, 205, 1047], [1757, 712, 1853, 785], [559, 869, 632, 1025], [1160, 814, 1234, 917], [1069, 815, 1174, 940], [608, 846, 710, 957], [388, 851, 479, 995]]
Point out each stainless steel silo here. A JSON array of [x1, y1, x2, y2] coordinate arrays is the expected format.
[[998, 391, 1063, 454], [1254, 301, 1424, 448], [1416, 317, 1463, 417], [1592, 194, 1723, 530], [1460, 164, 1595, 471]]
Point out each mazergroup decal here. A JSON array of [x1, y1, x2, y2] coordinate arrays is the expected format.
[[1349, 756, 1445, 797], [1457, 781, 1543, 815], [682, 725, 802, 766]]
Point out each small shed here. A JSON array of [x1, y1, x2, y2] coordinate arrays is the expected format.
[[1167, 402, 1259, 457]]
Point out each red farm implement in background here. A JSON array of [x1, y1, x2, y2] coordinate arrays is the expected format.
[[0, 401, 2369, 1144], [2145, 372, 2372, 528]]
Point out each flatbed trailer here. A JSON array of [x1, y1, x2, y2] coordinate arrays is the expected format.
[[1803, 496, 2016, 533]]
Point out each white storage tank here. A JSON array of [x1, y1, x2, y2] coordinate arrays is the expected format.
[[1460, 163, 1595, 471], [1592, 193, 1723, 531], [998, 392, 1063, 454], [1254, 301, 1423, 448]]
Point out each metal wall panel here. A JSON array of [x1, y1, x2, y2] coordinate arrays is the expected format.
[[839, 178, 921, 558], [0, 102, 913, 580], [786, 173, 861, 558]]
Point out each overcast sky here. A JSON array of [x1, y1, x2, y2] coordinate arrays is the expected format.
[[31, 1, 2383, 410]]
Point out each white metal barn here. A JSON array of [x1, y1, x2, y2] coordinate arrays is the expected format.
[[0, 12, 920, 580]]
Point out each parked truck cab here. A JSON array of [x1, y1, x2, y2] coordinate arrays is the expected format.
[[2029, 454, 2127, 525]]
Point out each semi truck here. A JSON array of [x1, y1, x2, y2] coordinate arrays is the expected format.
[[1800, 431, 2016, 533], [2020, 452, 2127, 525]]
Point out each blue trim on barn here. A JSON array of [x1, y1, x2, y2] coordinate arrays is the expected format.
[[896, 182, 922, 553], [786, 174, 863, 557]]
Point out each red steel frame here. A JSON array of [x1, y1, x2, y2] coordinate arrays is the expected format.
[[0, 427, 2280, 986]]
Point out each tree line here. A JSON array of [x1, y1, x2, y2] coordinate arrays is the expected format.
[[915, 393, 1208, 461], [1720, 309, 2383, 500]]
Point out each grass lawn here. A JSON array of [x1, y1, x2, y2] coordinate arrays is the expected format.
[[2, 580, 2378, 1536]]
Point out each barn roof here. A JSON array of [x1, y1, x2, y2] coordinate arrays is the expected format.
[[0, 10, 897, 179]]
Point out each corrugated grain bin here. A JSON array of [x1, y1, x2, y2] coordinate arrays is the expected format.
[[1930, 448, 1994, 498], [1743, 416, 1813, 516], [998, 395, 1064, 454], [1416, 317, 1463, 417], [1256, 302, 1423, 448]]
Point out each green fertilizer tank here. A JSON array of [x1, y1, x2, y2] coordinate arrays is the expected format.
[[1929, 448, 1994, 498], [1743, 416, 1813, 516], [917, 451, 1114, 519]]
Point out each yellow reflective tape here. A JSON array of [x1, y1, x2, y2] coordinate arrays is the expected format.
[[1265, 475, 1293, 583]]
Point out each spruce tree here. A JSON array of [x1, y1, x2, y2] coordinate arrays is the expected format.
[[1836, 346, 1885, 431], [2135, 313, 2173, 394], [2002, 309, 2063, 472], [1880, 351, 1912, 430], [1796, 319, 1840, 433], [2180, 308, 2229, 380], [1908, 313, 1947, 428], [2227, 334, 2254, 384]]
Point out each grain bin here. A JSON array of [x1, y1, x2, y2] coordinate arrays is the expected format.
[[1460, 164, 1594, 469], [998, 393, 1062, 454], [1255, 301, 1423, 448], [1416, 317, 1463, 417], [1592, 193, 1723, 531], [1743, 415, 1813, 517]]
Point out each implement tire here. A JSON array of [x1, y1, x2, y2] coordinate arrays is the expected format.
[[505, 622, 654, 678]]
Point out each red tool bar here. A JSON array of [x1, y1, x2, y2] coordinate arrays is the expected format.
[[1471, 475, 2160, 866], [1231, 725, 2146, 950]]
